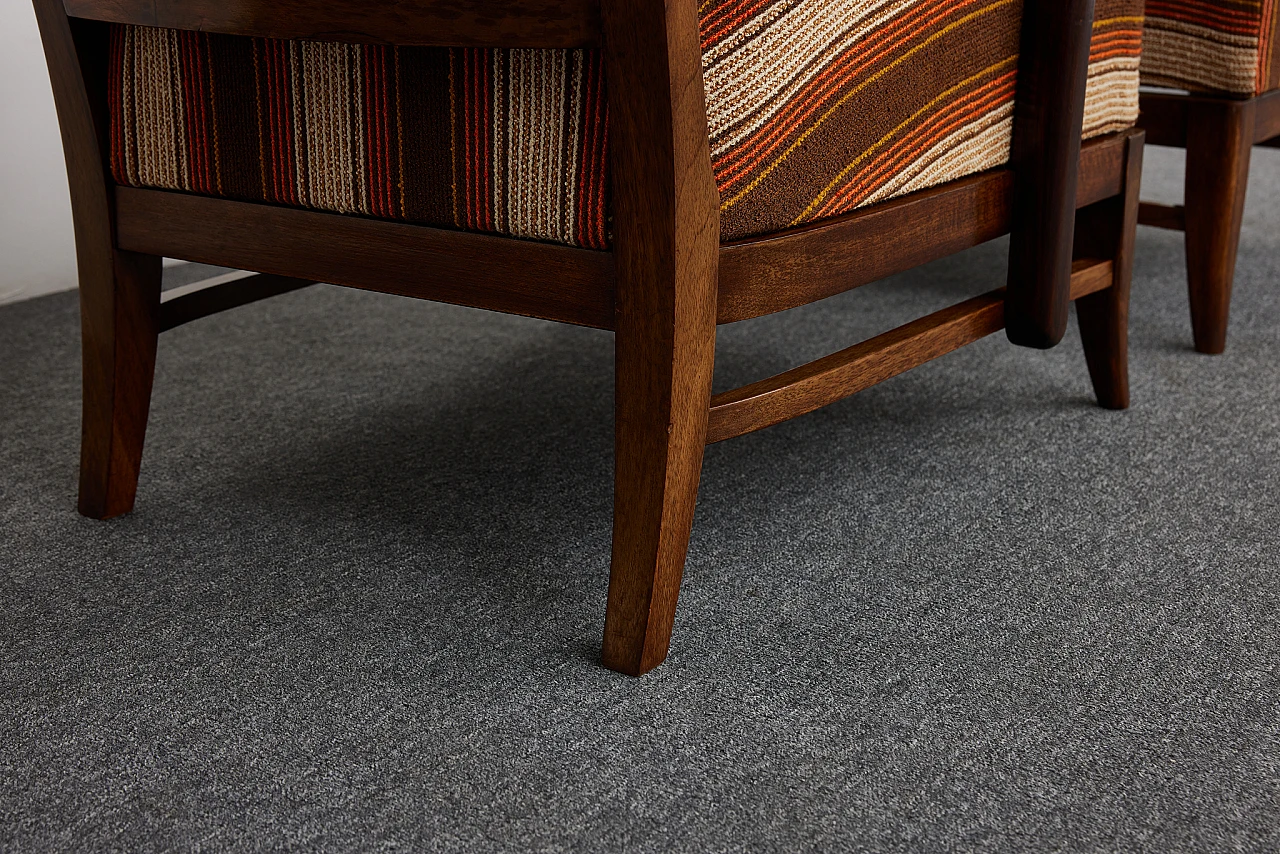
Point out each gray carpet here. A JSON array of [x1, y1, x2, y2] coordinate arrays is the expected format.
[[2, 146, 1278, 853]]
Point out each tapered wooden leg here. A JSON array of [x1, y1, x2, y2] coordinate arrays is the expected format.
[[1076, 268, 1131, 410], [31, 7, 164, 518], [1183, 99, 1255, 355], [77, 249, 163, 519], [1075, 132, 1143, 409], [601, 305, 716, 676], [599, 0, 720, 676]]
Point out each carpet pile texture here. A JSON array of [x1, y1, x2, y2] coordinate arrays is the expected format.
[[1, 148, 1277, 852]]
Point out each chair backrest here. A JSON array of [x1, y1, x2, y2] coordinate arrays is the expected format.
[[61, 0, 601, 47]]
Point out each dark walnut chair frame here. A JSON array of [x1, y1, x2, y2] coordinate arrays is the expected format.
[[1138, 89, 1280, 353], [36, 0, 1143, 675]]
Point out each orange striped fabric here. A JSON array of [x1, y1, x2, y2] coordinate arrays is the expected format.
[[704, 0, 1144, 236], [109, 0, 1143, 246]]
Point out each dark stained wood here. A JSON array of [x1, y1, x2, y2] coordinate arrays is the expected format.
[[1141, 89, 1280, 147], [1137, 202, 1186, 232], [718, 172, 1012, 324], [708, 294, 1006, 445], [1136, 91, 1190, 148], [1138, 86, 1280, 355], [1251, 88, 1280, 142], [79, 251, 162, 519], [717, 133, 1130, 325], [1076, 132, 1144, 410], [120, 130, 1131, 334], [115, 188, 617, 330], [34, 0, 164, 519], [1004, 0, 1094, 349], [599, 0, 719, 677], [1076, 133, 1132, 206], [160, 272, 316, 332], [1184, 98, 1256, 354], [706, 259, 1115, 444], [63, 0, 602, 47], [1069, 257, 1119, 299]]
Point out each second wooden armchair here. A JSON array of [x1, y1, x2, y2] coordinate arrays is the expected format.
[[36, 0, 1145, 674], [1140, 1, 1280, 353]]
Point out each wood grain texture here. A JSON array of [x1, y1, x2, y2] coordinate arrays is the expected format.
[[707, 258, 1115, 444], [717, 133, 1129, 325], [1136, 91, 1189, 148], [1137, 202, 1186, 232], [160, 272, 316, 332], [1076, 132, 1143, 409], [599, 0, 719, 677], [1184, 98, 1255, 354], [1140, 89, 1280, 148], [1004, 0, 1095, 349], [118, 129, 1130, 334], [115, 188, 616, 330], [34, 1, 165, 519], [1251, 89, 1280, 143], [62, 0, 602, 47], [1138, 88, 1279, 355]]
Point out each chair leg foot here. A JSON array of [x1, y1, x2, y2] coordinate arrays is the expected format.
[[601, 445, 706, 676], [77, 250, 163, 520], [1184, 99, 1255, 356]]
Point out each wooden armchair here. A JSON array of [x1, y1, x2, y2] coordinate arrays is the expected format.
[[1139, 2, 1280, 353], [35, 0, 1145, 675]]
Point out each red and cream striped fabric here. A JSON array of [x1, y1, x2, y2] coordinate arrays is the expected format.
[[1142, 0, 1280, 95], [108, 0, 1143, 247]]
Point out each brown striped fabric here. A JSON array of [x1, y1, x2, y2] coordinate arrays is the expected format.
[[109, 0, 1142, 247], [1142, 0, 1280, 95]]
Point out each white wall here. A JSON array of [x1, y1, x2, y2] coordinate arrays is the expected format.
[[0, 2, 78, 305]]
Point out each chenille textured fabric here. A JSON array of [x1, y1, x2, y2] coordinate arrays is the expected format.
[[1142, 0, 1280, 95], [108, 0, 1143, 247]]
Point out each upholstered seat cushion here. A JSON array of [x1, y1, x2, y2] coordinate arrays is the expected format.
[[109, 0, 1142, 248], [1142, 0, 1280, 95]]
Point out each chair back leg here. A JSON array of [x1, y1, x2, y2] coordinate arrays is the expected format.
[[1076, 133, 1144, 409]]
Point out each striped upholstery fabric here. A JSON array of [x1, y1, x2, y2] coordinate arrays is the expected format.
[[1142, 0, 1280, 95], [109, 33, 611, 249], [705, 0, 1143, 237], [108, 0, 1143, 247]]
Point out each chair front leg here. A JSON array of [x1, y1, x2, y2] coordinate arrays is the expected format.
[[29, 1, 165, 518], [603, 294, 715, 676], [78, 249, 162, 518], [598, 0, 720, 676]]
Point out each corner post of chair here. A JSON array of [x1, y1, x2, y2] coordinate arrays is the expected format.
[[599, 0, 720, 675], [1005, 0, 1095, 349], [1075, 130, 1145, 409], [1183, 96, 1257, 354], [31, 0, 162, 518]]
